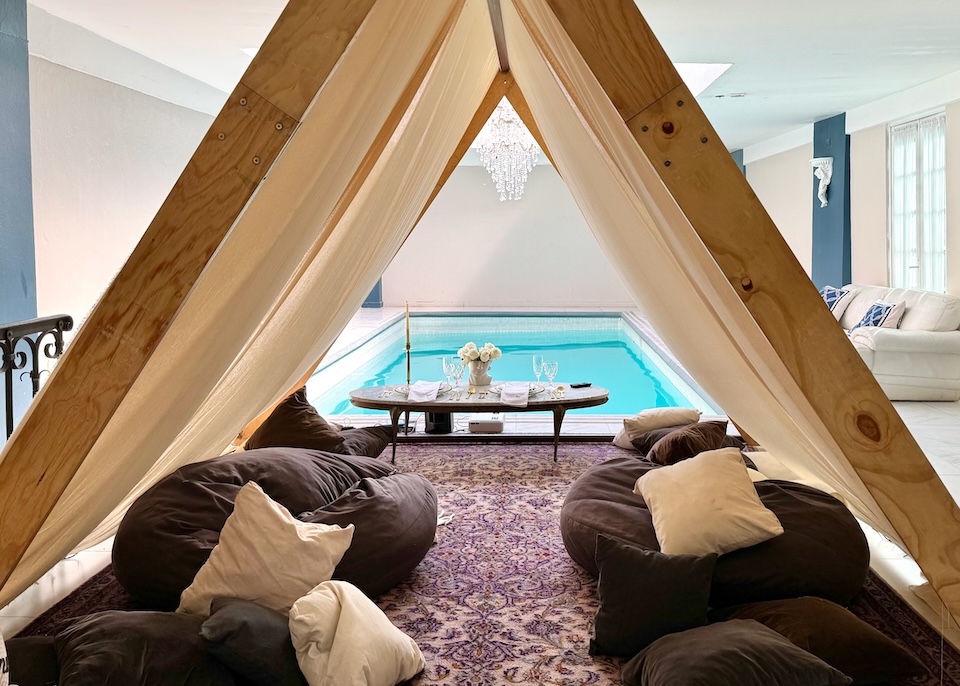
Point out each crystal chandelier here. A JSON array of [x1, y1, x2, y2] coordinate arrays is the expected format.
[[476, 97, 541, 201]]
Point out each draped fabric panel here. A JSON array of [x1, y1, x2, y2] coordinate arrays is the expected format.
[[503, 0, 899, 541], [0, 0, 498, 606]]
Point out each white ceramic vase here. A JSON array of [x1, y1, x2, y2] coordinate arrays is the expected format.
[[468, 360, 492, 386]]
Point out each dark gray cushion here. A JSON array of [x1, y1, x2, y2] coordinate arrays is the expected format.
[[54, 611, 236, 686], [621, 620, 853, 686], [590, 534, 715, 658], [201, 598, 307, 686], [245, 387, 391, 458], [6, 636, 59, 686], [630, 423, 747, 455], [710, 597, 925, 685], [113, 448, 435, 608], [645, 420, 729, 465]]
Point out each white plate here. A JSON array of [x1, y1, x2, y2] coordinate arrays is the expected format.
[[392, 383, 452, 396], [489, 384, 545, 396]]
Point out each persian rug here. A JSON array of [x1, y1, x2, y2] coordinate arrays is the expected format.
[[18, 443, 960, 685]]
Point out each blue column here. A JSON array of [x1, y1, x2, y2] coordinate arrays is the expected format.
[[811, 114, 851, 289], [731, 149, 745, 175], [362, 279, 383, 308], [0, 0, 38, 434]]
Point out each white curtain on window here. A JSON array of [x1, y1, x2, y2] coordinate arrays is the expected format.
[[889, 114, 946, 292], [919, 115, 947, 292]]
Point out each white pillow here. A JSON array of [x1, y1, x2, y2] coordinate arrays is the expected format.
[[289, 580, 425, 686], [634, 447, 784, 556], [612, 407, 702, 449], [178, 481, 355, 617]]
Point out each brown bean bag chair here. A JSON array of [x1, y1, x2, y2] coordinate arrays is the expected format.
[[560, 456, 869, 608], [113, 448, 437, 609]]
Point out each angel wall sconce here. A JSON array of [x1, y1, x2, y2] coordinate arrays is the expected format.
[[811, 157, 833, 208]]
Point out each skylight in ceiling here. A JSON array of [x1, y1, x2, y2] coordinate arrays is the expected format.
[[675, 63, 732, 96]]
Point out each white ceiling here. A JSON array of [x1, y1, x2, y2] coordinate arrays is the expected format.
[[27, 0, 960, 151]]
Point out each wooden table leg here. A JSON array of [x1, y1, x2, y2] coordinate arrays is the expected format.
[[390, 406, 403, 464], [552, 406, 567, 462]]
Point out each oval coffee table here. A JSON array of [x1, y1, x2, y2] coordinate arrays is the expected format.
[[349, 383, 609, 463]]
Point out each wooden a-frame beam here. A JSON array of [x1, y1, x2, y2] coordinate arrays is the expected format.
[[0, 0, 415, 588], [529, 0, 960, 613]]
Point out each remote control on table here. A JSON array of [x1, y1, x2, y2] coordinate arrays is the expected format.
[[570, 382, 592, 388]]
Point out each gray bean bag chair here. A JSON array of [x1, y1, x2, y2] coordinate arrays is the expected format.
[[113, 448, 437, 609], [561, 456, 869, 608]]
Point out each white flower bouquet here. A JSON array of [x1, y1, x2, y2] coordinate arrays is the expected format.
[[458, 341, 502, 364]]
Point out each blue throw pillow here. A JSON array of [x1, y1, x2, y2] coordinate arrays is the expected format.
[[853, 302, 894, 329], [819, 286, 851, 319]]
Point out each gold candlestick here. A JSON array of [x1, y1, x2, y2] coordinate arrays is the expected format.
[[405, 302, 411, 386]]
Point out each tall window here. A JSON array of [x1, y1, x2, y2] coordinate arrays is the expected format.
[[888, 113, 947, 292]]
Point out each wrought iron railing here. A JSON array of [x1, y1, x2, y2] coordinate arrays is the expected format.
[[1, 314, 73, 439]]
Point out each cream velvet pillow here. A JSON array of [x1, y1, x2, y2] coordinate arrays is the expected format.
[[612, 407, 702, 449], [289, 580, 425, 686], [178, 481, 355, 617], [634, 447, 784, 556]]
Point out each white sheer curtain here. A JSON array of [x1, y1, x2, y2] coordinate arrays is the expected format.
[[889, 114, 946, 292]]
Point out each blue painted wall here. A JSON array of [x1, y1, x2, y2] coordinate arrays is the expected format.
[[0, 0, 36, 323], [811, 114, 851, 289], [731, 149, 745, 175], [0, 0, 37, 436], [362, 279, 383, 308]]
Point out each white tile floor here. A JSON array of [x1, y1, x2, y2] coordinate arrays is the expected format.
[[4, 307, 960, 648]]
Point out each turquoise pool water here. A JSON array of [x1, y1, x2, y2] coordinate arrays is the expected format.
[[308, 314, 717, 416]]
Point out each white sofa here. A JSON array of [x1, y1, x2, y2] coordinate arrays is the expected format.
[[837, 284, 960, 401]]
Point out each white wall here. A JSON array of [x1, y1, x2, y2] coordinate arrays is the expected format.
[[382, 164, 634, 308], [30, 57, 213, 323], [745, 143, 814, 274], [850, 124, 888, 286]]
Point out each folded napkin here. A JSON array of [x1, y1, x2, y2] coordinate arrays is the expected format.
[[501, 382, 529, 408], [408, 380, 442, 402]]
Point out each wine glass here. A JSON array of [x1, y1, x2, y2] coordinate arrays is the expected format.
[[452, 361, 465, 390], [532, 354, 544, 384], [442, 357, 456, 386], [542, 361, 558, 390]]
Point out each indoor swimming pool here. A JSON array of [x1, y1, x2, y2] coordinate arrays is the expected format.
[[307, 314, 718, 416]]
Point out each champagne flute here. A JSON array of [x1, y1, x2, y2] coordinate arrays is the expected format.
[[532, 354, 544, 384], [442, 357, 455, 386], [543, 361, 558, 390], [452, 361, 465, 392]]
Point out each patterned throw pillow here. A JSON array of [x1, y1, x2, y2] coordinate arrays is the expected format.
[[819, 285, 852, 321], [852, 300, 906, 330]]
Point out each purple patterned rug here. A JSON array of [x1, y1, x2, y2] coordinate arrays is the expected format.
[[18, 443, 960, 685]]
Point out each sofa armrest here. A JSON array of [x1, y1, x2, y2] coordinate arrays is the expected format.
[[848, 327, 960, 354]]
